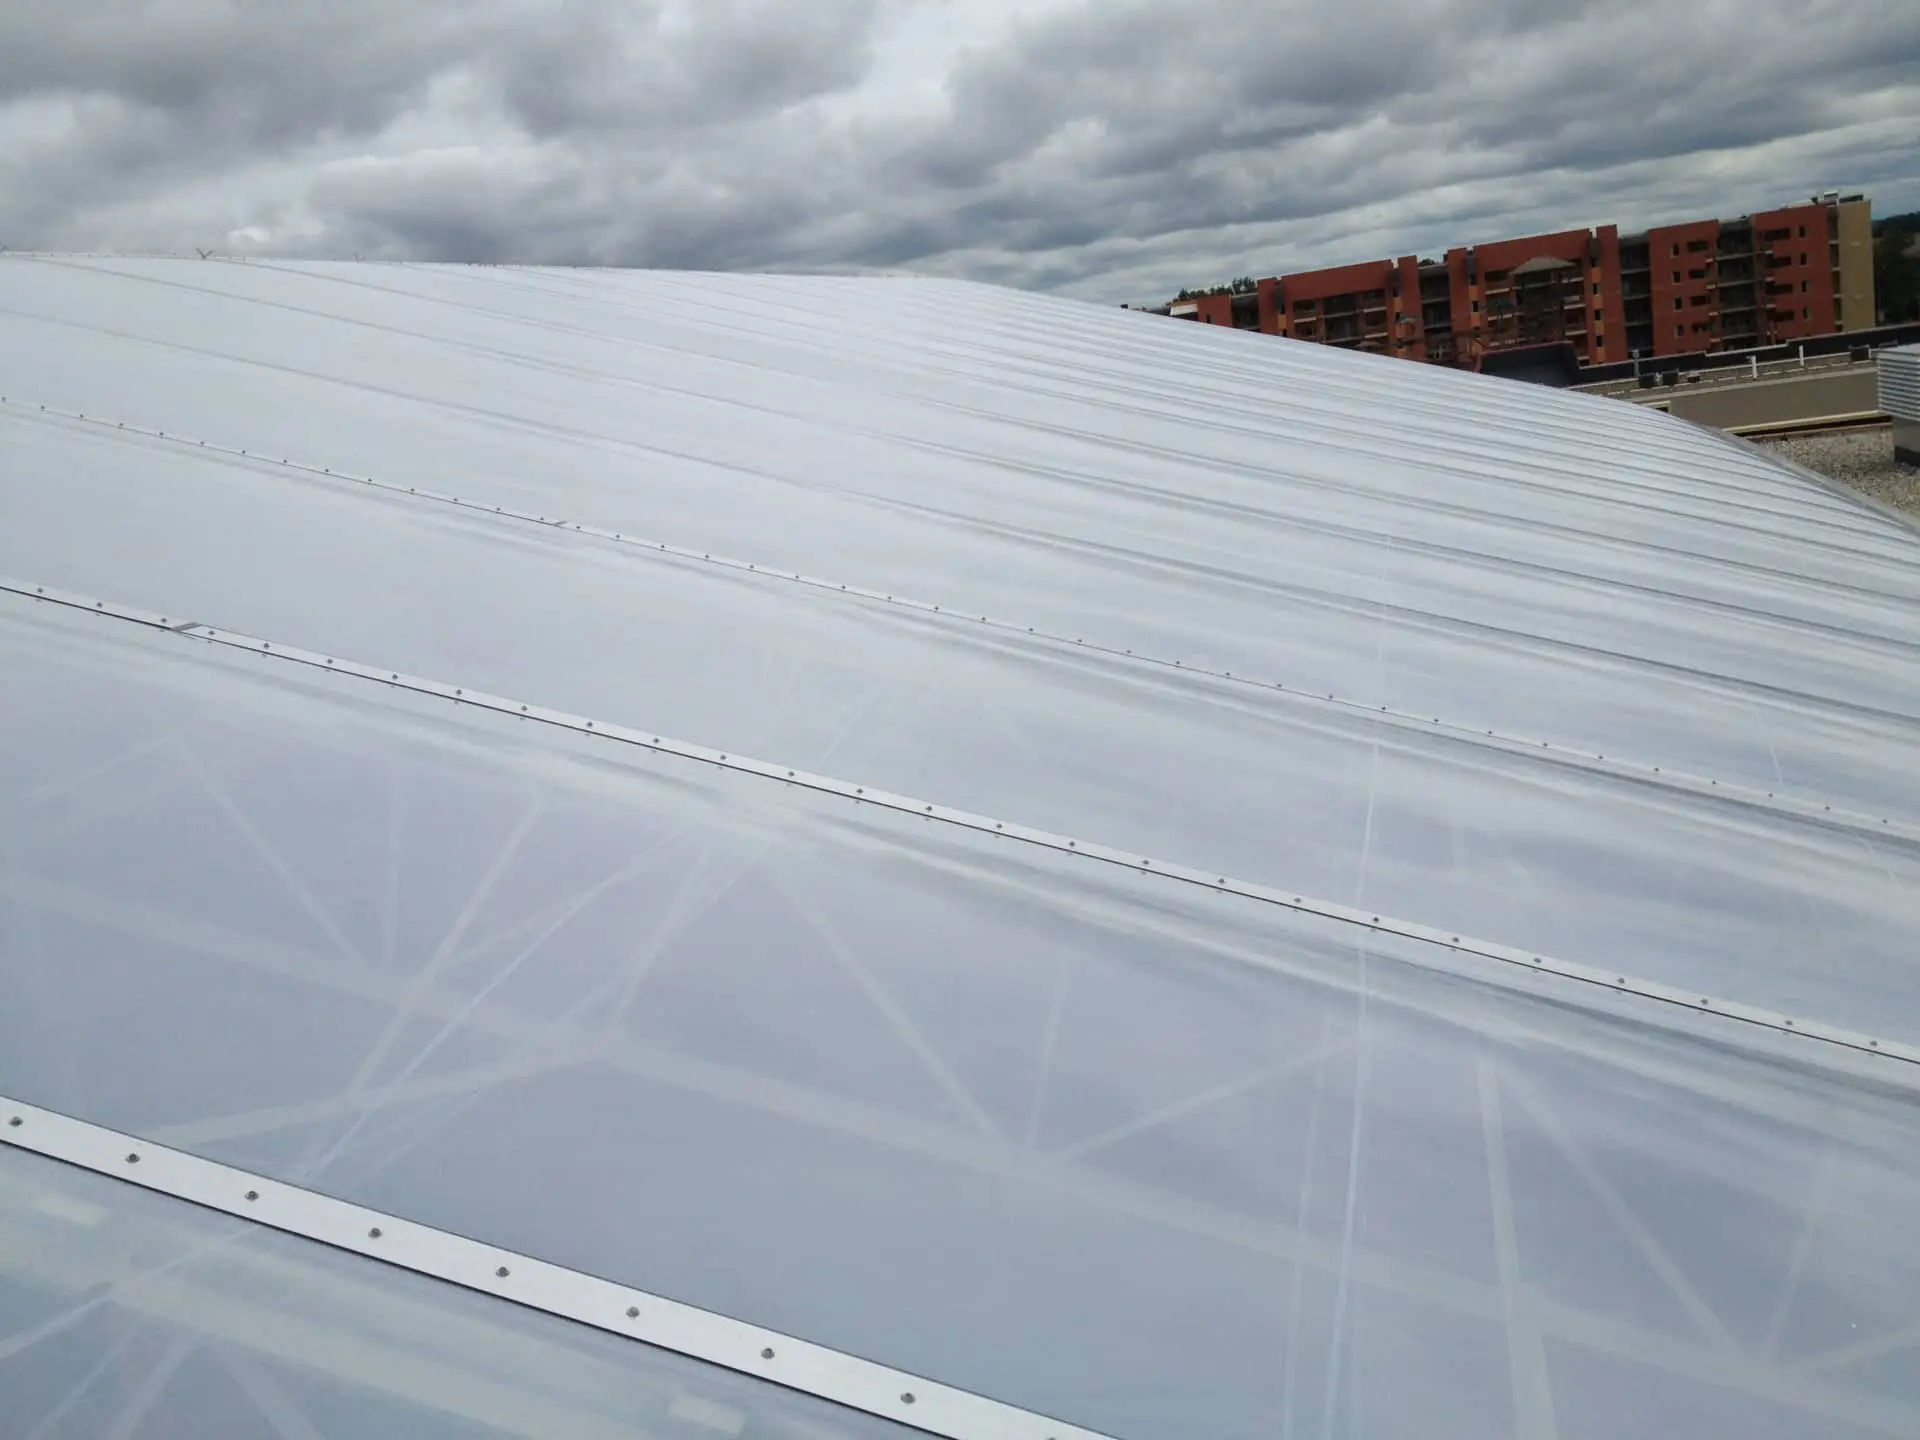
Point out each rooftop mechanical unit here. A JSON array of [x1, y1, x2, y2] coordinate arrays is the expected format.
[[1880, 342, 1920, 464]]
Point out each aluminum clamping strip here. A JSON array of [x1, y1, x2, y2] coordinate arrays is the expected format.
[[0, 1098, 1114, 1440], [5, 394, 1912, 845], [5, 575, 1917, 1083]]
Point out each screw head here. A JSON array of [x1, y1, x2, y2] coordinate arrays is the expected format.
[[6, 1116, 20, 1127], [368, 1227, 382, 1239], [900, 1393, 916, 1405], [125, 1152, 140, 1164], [761, 1347, 775, 1359], [245, 1190, 259, 1201], [626, 1306, 640, 1318], [496, 1266, 510, 1279]]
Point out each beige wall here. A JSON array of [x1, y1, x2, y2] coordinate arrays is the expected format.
[[1832, 199, 1875, 331], [1662, 368, 1879, 430]]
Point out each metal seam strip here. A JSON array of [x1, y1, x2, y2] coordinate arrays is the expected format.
[[5, 576, 1916, 1081], [6, 395, 1910, 842], [0, 1098, 1111, 1440]]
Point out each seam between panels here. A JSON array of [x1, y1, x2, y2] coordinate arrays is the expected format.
[[5, 576, 1917, 1085], [0, 1099, 1114, 1440], [5, 397, 1915, 844]]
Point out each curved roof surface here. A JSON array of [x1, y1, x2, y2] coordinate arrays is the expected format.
[[1, 257, 1918, 1440]]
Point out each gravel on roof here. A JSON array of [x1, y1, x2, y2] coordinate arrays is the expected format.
[[1757, 426, 1920, 520]]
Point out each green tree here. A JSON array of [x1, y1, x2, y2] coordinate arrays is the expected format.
[[1875, 225, 1920, 323], [1176, 277, 1262, 300]]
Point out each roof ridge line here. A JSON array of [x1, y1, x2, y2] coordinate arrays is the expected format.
[[6, 395, 1913, 843], [6, 575, 1916, 1085]]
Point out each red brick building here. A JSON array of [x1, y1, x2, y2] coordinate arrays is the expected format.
[[1164, 193, 1876, 370]]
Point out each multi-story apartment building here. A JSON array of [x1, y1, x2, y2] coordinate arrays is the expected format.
[[1165, 193, 1876, 369]]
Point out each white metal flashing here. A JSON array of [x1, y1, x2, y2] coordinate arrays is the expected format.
[[0, 1097, 1115, 1440], [5, 395, 1912, 843], [5, 575, 1917, 1082]]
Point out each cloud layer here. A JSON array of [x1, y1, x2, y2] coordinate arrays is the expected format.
[[3, 0, 1917, 300]]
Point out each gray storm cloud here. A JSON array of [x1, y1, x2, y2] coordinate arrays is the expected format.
[[2, 0, 1915, 300]]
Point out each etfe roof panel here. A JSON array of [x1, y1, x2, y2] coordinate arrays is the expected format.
[[1, 257, 1918, 1440]]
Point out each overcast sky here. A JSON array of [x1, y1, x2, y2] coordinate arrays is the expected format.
[[3, 0, 1917, 302]]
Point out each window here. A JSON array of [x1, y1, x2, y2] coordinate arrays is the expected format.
[[1798, 224, 1807, 238], [1801, 280, 1809, 293], [1593, 282, 1602, 296], [1687, 239, 1710, 253], [1689, 268, 1707, 280], [1672, 271, 1682, 283], [1676, 325, 1685, 336], [1803, 307, 1811, 320], [1671, 243, 1681, 256], [1674, 298, 1684, 311]]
